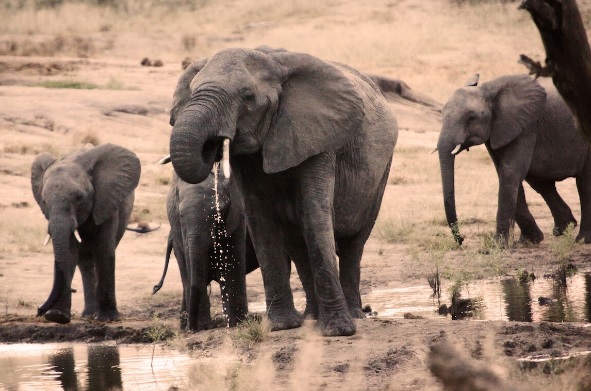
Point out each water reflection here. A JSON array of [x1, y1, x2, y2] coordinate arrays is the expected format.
[[359, 272, 591, 323], [49, 347, 78, 390], [500, 279, 533, 322], [483, 273, 591, 322], [0, 343, 191, 391]]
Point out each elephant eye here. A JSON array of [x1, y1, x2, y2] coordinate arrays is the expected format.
[[240, 90, 256, 103]]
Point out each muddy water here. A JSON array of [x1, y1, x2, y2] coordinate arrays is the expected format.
[[361, 273, 591, 322], [3, 274, 591, 389], [0, 343, 199, 390], [251, 273, 591, 322]]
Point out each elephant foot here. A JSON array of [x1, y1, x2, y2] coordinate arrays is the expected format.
[[303, 303, 319, 320], [81, 307, 97, 319], [349, 307, 366, 319], [576, 229, 591, 244], [268, 307, 303, 331], [95, 308, 120, 322], [316, 309, 356, 337], [187, 318, 214, 332], [519, 230, 544, 244], [44, 309, 71, 324], [553, 220, 578, 236]]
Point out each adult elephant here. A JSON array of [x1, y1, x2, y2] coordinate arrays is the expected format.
[[437, 74, 591, 245], [169, 46, 398, 336], [157, 159, 259, 331], [31, 143, 141, 324]]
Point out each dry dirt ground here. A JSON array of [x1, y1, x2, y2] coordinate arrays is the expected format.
[[2, 0, 591, 390]]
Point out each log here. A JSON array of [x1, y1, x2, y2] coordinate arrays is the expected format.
[[520, 0, 591, 143]]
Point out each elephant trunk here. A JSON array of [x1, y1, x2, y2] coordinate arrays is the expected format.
[[38, 216, 78, 321], [37, 261, 66, 316], [438, 137, 464, 245], [170, 93, 235, 185]]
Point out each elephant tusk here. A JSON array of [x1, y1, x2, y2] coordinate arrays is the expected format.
[[43, 234, 52, 246], [429, 147, 438, 154], [74, 230, 82, 243], [159, 155, 171, 165], [222, 138, 231, 179], [451, 144, 462, 155]]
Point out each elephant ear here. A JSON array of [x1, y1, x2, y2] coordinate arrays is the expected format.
[[263, 51, 364, 173], [78, 144, 141, 225], [486, 75, 547, 150], [31, 152, 57, 218], [169, 58, 209, 126]]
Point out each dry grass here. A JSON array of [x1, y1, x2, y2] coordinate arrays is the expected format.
[[0, 207, 52, 259]]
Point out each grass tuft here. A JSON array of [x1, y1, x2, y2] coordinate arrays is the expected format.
[[36, 80, 98, 89], [548, 223, 580, 263], [234, 313, 271, 347]]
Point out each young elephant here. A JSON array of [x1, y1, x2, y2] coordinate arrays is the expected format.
[[164, 163, 258, 331], [31, 143, 141, 324], [438, 74, 591, 245]]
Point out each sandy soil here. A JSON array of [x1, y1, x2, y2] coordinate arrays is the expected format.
[[2, 1, 591, 390]]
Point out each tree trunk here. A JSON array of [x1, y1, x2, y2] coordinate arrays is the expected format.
[[520, 0, 591, 143]]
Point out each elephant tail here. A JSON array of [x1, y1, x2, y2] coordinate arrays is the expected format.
[[153, 232, 173, 294]]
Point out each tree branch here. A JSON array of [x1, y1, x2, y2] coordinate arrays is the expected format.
[[520, 0, 591, 143]]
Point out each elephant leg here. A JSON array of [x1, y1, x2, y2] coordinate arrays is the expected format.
[[527, 178, 577, 236], [490, 134, 536, 245], [576, 170, 591, 243], [337, 161, 390, 319], [78, 243, 97, 318], [336, 235, 366, 319], [242, 197, 302, 332], [220, 225, 249, 327], [515, 183, 544, 244], [186, 231, 213, 331], [297, 157, 355, 336], [284, 231, 318, 320], [94, 217, 119, 322]]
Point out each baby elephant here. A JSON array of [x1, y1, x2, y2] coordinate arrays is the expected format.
[[31, 143, 141, 323], [162, 160, 258, 331], [438, 74, 591, 245]]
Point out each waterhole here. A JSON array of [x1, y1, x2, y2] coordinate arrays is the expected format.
[[248, 272, 591, 322], [0, 343, 200, 390], [3, 274, 591, 389], [361, 272, 591, 322]]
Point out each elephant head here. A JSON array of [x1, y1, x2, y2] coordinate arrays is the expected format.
[[169, 46, 363, 184], [437, 74, 547, 243], [31, 143, 140, 322]]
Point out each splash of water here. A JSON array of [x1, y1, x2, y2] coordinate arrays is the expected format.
[[212, 163, 236, 328]]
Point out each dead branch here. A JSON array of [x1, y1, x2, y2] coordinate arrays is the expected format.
[[520, 0, 591, 143]]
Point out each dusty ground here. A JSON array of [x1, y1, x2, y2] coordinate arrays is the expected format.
[[2, 0, 591, 390]]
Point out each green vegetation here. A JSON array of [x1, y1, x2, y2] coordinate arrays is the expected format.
[[234, 314, 271, 347], [548, 223, 581, 263]]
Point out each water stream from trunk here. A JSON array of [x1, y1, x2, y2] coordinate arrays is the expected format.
[[212, 162, 232, 327]]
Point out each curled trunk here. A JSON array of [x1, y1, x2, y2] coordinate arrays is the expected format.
[[170, 95, 234, 185]]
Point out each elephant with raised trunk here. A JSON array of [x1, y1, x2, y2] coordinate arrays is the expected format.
[[438, 74, 591, 245], [169, 46, 398, 336], [31, 143, 141, 324]]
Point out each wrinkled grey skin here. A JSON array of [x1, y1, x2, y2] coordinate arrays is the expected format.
[[31, 143, 141, 324], [438, 74, 591, 245], [164, 165, 259, 331], [168, 46, 398, 336]]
